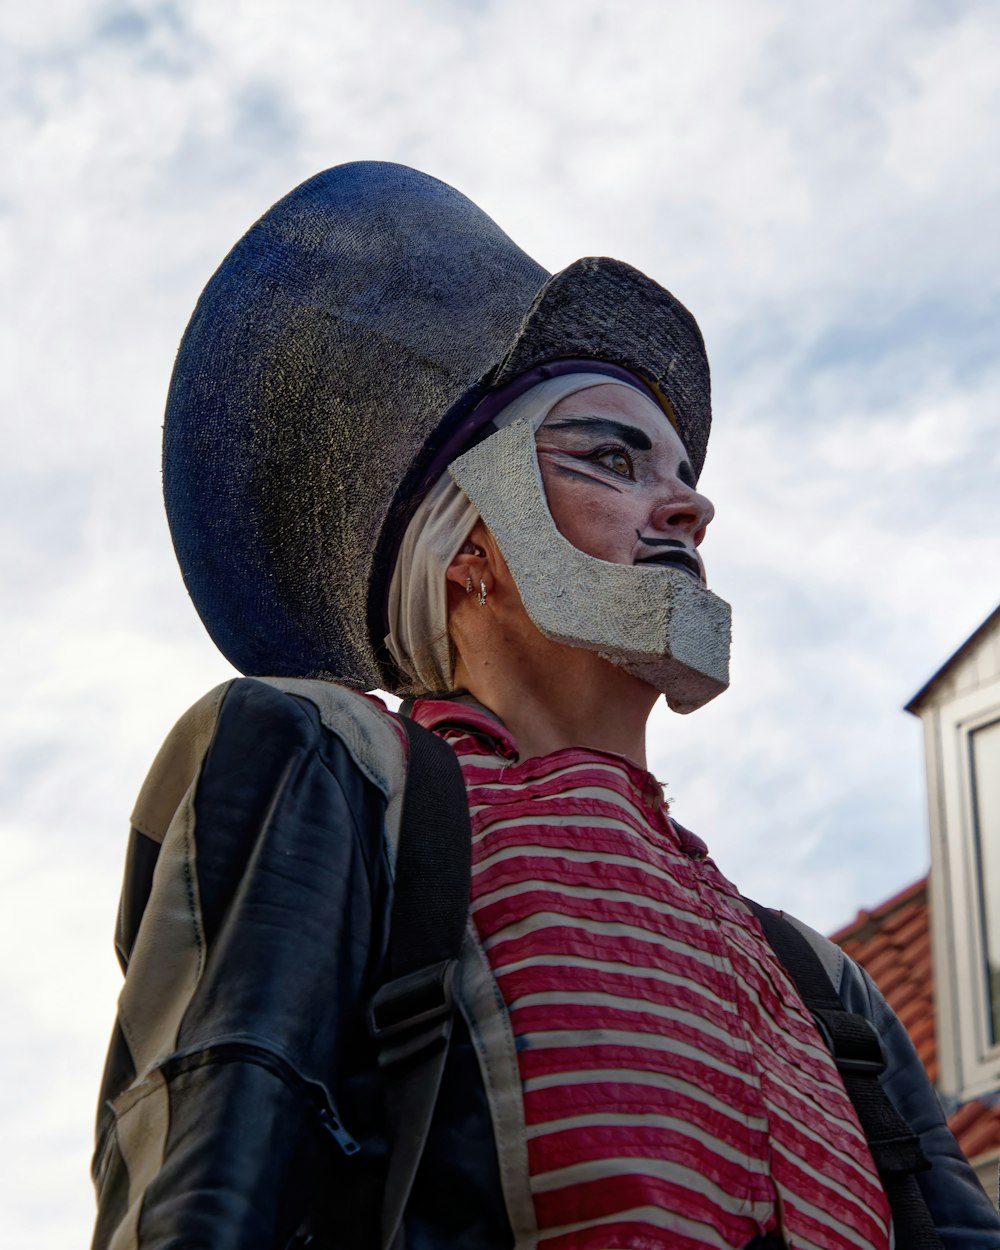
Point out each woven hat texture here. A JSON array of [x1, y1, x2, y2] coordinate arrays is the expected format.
[[163, 161, 712, 689]]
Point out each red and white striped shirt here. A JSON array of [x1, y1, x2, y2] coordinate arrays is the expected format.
[[412, 698, 891, 1250]]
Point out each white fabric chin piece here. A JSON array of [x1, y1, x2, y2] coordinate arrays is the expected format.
[[384, 374, 642, 692]]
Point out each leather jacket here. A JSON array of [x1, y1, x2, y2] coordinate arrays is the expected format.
[[91, 678, 1000, 1249]]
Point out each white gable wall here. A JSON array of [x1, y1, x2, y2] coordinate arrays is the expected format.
[[911, 608, 1000, 1102]]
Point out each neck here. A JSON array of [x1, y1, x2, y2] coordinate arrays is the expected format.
[[454, 634, 658, 768]]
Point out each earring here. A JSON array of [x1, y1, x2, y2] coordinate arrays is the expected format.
[[465, 575, 474, 595], [478, 580, 488, 607]]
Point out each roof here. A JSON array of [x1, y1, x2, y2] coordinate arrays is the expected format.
[[904, 602, 1000, 715], [830, 876, 1000, 1166]]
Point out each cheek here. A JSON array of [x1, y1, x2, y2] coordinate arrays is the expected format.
[[540, 467, 636, 562]]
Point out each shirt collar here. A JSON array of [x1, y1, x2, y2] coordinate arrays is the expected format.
[[408, 695, 707, 858], [409, 693, 520, 760]]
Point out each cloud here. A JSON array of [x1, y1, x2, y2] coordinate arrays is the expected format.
[[3, 2, 999, 1243]]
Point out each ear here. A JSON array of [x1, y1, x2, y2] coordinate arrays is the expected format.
[[445, 522, 495, 594]]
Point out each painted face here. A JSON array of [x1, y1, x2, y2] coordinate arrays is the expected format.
[[534, 383, 714, 584]]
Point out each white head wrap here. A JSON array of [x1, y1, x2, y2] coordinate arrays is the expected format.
[[385, 372, 645, 692]]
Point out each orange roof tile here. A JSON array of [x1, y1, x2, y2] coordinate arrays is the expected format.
[[830, 876, 1000, 1167]]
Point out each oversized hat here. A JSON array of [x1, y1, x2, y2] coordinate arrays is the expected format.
[[164, 161, 712, 690]]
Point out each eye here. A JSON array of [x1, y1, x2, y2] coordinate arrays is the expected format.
[[593, 446, 634, 478]]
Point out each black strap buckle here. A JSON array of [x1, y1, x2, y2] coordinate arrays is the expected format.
[[810, 1006, 887, 1076], [369, 959, 458, 1067]]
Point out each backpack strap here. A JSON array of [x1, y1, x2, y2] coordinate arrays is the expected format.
[[744, 898, 944, 1250], [370, 716, 472, 1250]]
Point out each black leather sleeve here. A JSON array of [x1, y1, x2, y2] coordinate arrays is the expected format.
[[837, 954, 1000, 1248], [92, 680, 395, 1250]]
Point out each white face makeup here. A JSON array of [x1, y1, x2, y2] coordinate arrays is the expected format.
[[535, 384, 715, 584]]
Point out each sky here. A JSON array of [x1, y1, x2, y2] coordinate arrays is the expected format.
[[2, 0, 999, 1244]]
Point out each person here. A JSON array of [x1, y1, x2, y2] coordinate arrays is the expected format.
[[90, 162, 1000, 1250]]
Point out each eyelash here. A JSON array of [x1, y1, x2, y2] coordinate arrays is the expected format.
[[589, 444, 635, 478]]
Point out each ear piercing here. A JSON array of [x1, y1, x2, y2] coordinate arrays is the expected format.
[[462, 550, 487, 604], [463, 574, 487, 605]]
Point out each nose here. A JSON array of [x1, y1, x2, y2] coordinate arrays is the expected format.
[[650, 483, 715, 547]]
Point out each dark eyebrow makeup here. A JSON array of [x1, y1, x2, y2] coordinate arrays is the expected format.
[[542, 417, 653, 451]]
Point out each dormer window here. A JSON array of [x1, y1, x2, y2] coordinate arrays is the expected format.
[[907, 606, 1000, 1101]]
